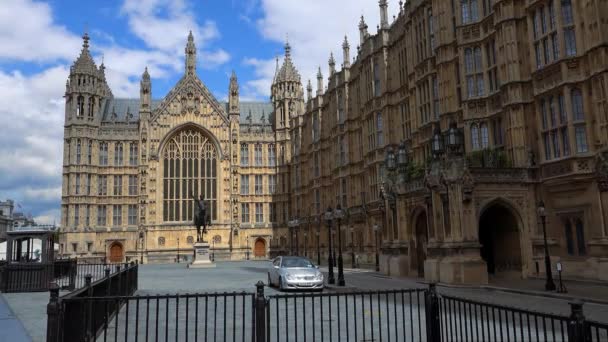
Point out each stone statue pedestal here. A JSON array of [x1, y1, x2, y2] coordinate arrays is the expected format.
[[188, 241, 216, 268]]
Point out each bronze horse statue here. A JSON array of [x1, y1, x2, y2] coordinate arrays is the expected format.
[[192, 194, 210, 242]]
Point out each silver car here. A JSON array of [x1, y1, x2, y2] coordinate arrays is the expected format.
[[267, 256, 324, 291]]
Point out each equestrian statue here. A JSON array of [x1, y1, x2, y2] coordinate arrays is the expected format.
[[191, 193, 211, 242]]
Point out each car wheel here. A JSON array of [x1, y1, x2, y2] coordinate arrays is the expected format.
[[267, 273, 273, 287]]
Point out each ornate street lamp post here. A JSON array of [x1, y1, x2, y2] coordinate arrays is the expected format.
[[177, 237, 180, 263], [325, 207, 335, 284], [335, 204, 346, 286], [246, 238, 250, 260], [373, 223, 380, 272], [350, 226, 356, 269], [315, 216, 321, 266], [538, 201, 556, 291], [294, 219, 300, 256], [303, 231, 308, 258]]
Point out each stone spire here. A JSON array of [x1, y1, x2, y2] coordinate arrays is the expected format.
[[342, 36, 350, 68], [185, 31, 196, 76], [229, 70, 240, 115], [379, 0, 389, 29], [316, 67, 323, 96], [359, 16, 369, 44], [328, 53, 336, 75], [71, 32, 97, 75], [307, 79, 313, 101], [274, 38, 301, 83], [140, 67, 151, 109]]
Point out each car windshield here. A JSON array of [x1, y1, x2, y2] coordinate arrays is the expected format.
[[281, 257, 314, 268]]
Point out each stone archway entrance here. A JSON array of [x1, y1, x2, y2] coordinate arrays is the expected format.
[[254, 238, 266, 258], [479, 202, 522, 277], [109, 242, 124, 263], [411, 210, 429, 277]]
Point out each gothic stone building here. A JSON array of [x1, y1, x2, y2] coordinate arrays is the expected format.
[[61, 0, 608, 285], [59, 32, 300, 263], [287, 0, 608, 284]]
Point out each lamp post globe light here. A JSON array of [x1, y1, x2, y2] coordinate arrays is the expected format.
[[334, 204, 346, 286], [537, 201, 556, 291], [431, 124, 445, 157], [294, 219, 300, 256], [373, 223, 380, 272], [324, 207, 335, 285]]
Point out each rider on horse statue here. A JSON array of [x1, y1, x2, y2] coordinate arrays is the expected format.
[[192, 193, 210, 242]]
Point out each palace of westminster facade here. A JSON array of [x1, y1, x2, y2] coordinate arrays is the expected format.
[[60, 0, 608, 283]]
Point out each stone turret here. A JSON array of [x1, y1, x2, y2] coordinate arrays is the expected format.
[[342, 36, 351, 68], [328, 53, 336, 76], [359, 16, 369, 44], [316, 67, 323, 96], [271, 39, 304, 130], [379, 0, 389, 29], [65, 32, 111, 125]]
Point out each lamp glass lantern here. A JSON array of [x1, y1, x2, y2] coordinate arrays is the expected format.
[[447, 121, 462, 150], [537, 200, 546, 218], [385, 147, 396, 171], [431, 125, 444, 156], [325, 207, 333, 222], [397, 142, 408, 168]]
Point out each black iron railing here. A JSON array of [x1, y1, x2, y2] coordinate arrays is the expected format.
[[47, 262, 139, 342], [46, 279, 608, 342], [266, 288, 427, 341]]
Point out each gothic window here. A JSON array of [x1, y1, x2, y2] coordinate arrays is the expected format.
[[314, 153, 320, 177], [493, 118, 504, 146], [162, 128, 218, 222], [255, 144, 263, 166], [77, 95, 84, 117], [128, 205, 137, 225], [373, 59, 381, 97], [158, 237, 165, 246], [99, 142, 108, 165], [541, 93, 571, 160], [112, 205, 122, 226], [86, 174, 91, 195], [87, 141, 92, 164], [563, 216, 586, 256], [113, 176, 122, 196], [337, 91, 345, 123], [255, 175, 263, 195], [76, 139, 82, 164], [255, 203, 263, 223], [461, 0, 478, 24], [532, 4, 559, 70], [128, 175, 138, 195], [464, 47, 484, 98], [268, 175, 276, 194], [571, 89, 588, 153], [471, 124, 480, 150], [97, 205, 106, 226], [241, 175, 249, 195], [312, 112, 319, 142], [376, 112, 384, 147], [88, 97, 95, 118], [480, 123, 489, 149], [98, 175, 107, 196], [74, 204, 79, 227], [114, 143, 124, 166], [562, 0, 576, 56], [269, 203, 276, 222], [85, 205, 90, 227], [75, 174, 80, 195], [241, 203, 250, 223], [268, 144, 276, 166], [241, 144, 249, 166], [129, 143, 138, 166]]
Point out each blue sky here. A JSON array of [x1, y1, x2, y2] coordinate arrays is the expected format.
[[0, 0, 395, 224]]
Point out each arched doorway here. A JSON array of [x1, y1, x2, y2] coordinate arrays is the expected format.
[[109, 242, 124, 263], [413, 211, 428, 277], [479, 202, 522, 277], [254, 238, 266, 258]]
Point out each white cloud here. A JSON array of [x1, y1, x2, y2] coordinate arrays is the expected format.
[[245, 0, 398, 97], [0, 0, 81, 62], [121, 0, 230, 68]]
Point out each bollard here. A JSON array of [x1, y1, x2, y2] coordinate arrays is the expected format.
[[254, 281, 267, 342], [425, 283, 441, 342], [567, 301, 590, 342], [46, 283, 61, 342]]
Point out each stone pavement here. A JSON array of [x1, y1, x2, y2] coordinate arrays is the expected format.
[[320, 266, 608, 323], [0, 294, 32, 342]]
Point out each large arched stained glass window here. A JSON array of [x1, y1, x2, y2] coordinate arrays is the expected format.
[[163, 129, 218, 222]]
